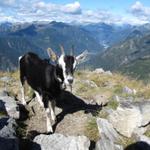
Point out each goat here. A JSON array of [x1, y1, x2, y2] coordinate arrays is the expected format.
[[19, 46, 87, 132]]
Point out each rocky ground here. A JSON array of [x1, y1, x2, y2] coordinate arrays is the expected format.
[[0, 69, 150, 150]]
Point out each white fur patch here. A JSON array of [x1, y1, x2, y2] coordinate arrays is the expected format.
[[73, 59, 77, 69], [58, 55, 68, 83]]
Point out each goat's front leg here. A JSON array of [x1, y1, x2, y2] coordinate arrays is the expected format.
[[34, 90, 44, 107], [50, 100, 56, 122], [43, 99, 53, 133]]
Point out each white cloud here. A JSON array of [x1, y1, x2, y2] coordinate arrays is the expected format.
[[0, 0, 149, 25], [130, 1, 150, 22], [0, 0, 16, 6], [63, 1, 81, 14]]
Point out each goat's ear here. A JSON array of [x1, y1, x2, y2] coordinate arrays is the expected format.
[[76, 50, 88, 64], [47, 48, 58, 62]]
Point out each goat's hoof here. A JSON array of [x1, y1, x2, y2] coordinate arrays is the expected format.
[[47, 126, 53, 133], [22, 101, 27, 105]]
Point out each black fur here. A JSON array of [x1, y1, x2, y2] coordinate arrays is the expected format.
[[64, 55, 75, 76], [19, 52, 63, 108]]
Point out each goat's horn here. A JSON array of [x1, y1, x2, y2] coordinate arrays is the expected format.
[[47, 48, 57, 62], [59, 45, 65, 55]]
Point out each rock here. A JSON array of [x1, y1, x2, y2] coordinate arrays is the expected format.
[[96, 139, 123, 150], [0, 117, 19, 150], [137, 135, 150, 145], [113, 95, 134, 102], [82, 80, 98, 88], [96, 118, 121, 142], [123, 86, 137, 95], [96, 118, 123, 150], [33, 133, 90, 150], [137, 101, 150, 126], [93, 68, 112, 76], [94, 68, 105, 74], [108, 102, 142, 138], [0, 90, 19, 119], [0, 77, 12, 82], [105, 71, 112, 76], [93, 94, 109, 106], [114, 95, 120, 102]]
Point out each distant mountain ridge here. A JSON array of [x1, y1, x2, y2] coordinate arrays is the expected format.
[[84, 27, 150, 80], [0, 21, 103, 70], [1, 21, 150, 74]]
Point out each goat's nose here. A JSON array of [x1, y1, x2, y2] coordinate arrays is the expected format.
[[68, 78, 73, 84]]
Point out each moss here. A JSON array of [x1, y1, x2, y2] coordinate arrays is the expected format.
[[118, 136, 136, 148], [0, 110, 7, 117], [144, 130, 150, 138], [98, 109, 109, 119], [84, 118, 99, 142], [16, 121, 27, 138], [107, 99, 119, 110]]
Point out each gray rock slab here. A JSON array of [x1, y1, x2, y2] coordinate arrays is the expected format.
[[96, 118, 121, 142], [0, 117, 19, 150], [96, 139, 123, 150], [108, 104, 142, 138], [33, 133, 90, 150], [0, 90, 19, 119]]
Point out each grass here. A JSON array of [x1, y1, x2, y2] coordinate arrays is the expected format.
[[118, 136, 136, 148], [0, 110, 7, 117], [107, 99, 119, 110], [74, 70, 150, 100], [144, 130, 150, 138], [84, 117, 99, 142], [0, 69, 150, 146], [16, 121, 27, 138]]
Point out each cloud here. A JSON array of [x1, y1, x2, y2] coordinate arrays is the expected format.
[[130, 1, 150, 22], [34, 1, 81, 14], [0, 0, 16, 6], [63, 1, 81, 14], [0, 0, 149, 25]]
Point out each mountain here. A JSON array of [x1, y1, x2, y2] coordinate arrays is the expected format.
[[8, 21, 103, 54], [0, 36, 43, 70], [84, 28, 150, 80], [1, 21, 150, 74], [0, 21, 103, 70], [81, 23, 134, 48]]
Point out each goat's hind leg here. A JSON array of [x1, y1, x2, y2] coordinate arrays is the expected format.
[[20, 75, 26, 105]]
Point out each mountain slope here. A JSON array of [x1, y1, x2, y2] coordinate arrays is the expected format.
[[84, 31, 150, 80], [0, 21, 103, 70], [0, 36, 43, 70]]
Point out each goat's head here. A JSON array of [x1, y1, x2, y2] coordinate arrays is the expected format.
[[47, 45, 88, 90]]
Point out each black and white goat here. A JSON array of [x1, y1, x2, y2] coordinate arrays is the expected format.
[[19, 46, 87, 132]]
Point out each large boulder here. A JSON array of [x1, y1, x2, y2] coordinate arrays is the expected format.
[[108, 102, 142, 138], [96, 118, 121, 142], [0, 117, 19, 150], [0, 90, 19, 119], [108, 101, 150, 138], [136, 101, 150, 126], [33, 133, 90, 150], [96, 118, 123, 150], [96, 139, 123, 150]]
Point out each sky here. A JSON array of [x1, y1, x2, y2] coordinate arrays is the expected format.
[[0, 0, 150, 25]]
